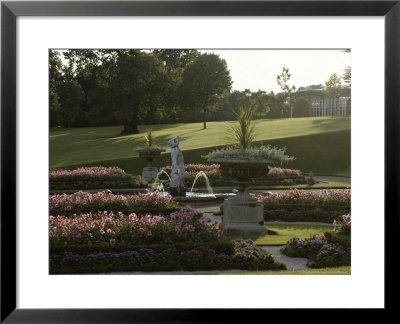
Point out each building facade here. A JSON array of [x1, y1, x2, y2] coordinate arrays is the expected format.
[[294, 84, 351, 117]]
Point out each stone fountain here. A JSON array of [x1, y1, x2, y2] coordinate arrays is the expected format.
[[134, 147, 166, 183], [207, 159, 270, 235]]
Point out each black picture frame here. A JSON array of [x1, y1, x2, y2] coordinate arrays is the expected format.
[[1, 0, 398, 321]]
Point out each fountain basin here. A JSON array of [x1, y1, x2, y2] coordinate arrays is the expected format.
[[158, 192, 235, 206], [134, 147, 166, 182]]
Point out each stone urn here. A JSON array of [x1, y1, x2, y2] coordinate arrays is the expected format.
[[134, 147, 166, 183], [208, 159, 272, 235]]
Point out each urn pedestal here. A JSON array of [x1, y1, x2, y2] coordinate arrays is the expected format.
[[221, 188, 267, 235], [209, 160, 271, 235], [134, 148, 166, 183]]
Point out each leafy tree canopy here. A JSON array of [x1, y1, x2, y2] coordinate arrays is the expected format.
[[181, 53, 232, 128]]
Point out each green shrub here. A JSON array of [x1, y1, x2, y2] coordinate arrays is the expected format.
[[324, 231, 351, 251], [281, 234, 351, 268], [263, 203, 350, 211], [50, 237, 235, 255], [50, 239, 287, 274], [264, 208, 350, 223], [307, 172, 316, 186]]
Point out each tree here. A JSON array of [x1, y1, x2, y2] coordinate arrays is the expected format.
[[276, 67, 296, 118], [293, 98, 311, 117], [153, 50, 201, 123], [63, 49, 118, 126], [181, 53, 232, 129], [49, 50, 63, 127], [57, 67, 86, 128], [264, 91, 283, 119], [108, 51, 168, 134], [324, 73, 342, 117], [252, 90, 271, 119], [61, 49, 183, 130], [342, 66, 351, 86], [342, 49, 351, 86], [153, 49, 200, 70]]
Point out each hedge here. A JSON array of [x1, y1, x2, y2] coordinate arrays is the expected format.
[[50, 237, 235, 255]]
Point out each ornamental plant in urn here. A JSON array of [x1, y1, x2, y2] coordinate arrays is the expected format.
[[134, 128, 165, 183], [204, 108, 295, 235]]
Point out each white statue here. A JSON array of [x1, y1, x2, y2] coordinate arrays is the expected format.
[[167, 136, 185, 190]]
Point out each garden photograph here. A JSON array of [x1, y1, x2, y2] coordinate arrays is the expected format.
[[49, 49, 351, 275]]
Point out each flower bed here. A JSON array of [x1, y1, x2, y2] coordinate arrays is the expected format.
[[50, 167, 146, 190], [160, 164, 222, 181], [50, 208, 222, 247], [204, 145, 295, 163], [256, 189, 351, 207], [49, 191, 180, 216], [281, 214, 351, 268], [159, 164, 305, 187], [257, 189, 351, 222], [281, 235, 350, 268], [49, 205, 288, 273], [50, 239, 286, 274], [264, 208, 350, 223]]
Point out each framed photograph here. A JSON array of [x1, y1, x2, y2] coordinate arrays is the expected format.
[[1, 0, 398, 321]]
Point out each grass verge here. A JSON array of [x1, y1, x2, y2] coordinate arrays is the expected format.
[[227, 224, 333, 246]]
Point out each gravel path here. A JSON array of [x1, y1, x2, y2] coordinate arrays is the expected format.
[[315, 176, 351, 184], [259, 246, 309, 271]]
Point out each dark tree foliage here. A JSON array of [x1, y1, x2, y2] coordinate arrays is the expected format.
[[342, 66, 351, 85], [57, 77, 86, 128], [180, 53, 232, 129], [267, 92, 285, 119], [49, 50, 63, 127], [153, 49, 200, 70], [293, 98, 311, 117], [108, 51, 168, 134], [210, 89, 271, 121]]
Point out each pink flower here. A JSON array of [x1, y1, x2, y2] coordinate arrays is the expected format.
[[199, 217, 208, 225], [185, 225, 195, 232], [110, 239, 116, 245], [217, 230, 223, 237]]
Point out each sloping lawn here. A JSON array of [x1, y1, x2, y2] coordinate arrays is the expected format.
[[50, 117, 350, 176]]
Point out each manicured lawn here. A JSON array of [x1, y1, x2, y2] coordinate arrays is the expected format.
[[50, 117, 351, 177], [228, 223, 333, 246]]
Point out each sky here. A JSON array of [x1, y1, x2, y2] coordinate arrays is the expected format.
[[201, 49, 351, 93]]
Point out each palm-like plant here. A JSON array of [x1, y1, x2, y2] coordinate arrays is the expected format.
[[145, 128, 155, 147], [227, 107, 256, 149]]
